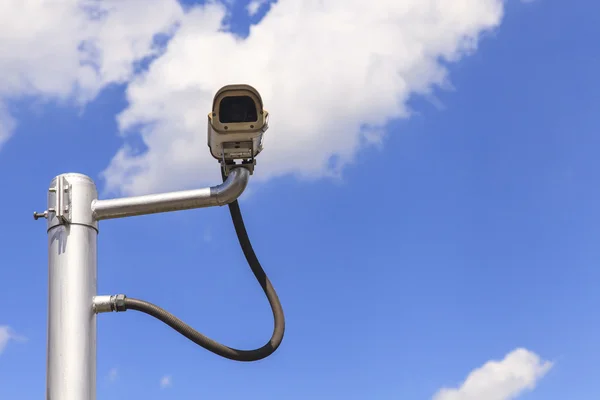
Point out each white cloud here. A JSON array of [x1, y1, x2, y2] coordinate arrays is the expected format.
[[0, 326, 25, 355], [0, 0, 514, 194], [101, 0, 506, 195], [0, 326, 11, 354], [0, 0, 183, 144], [432, 348, 553, 400], [0, 106, 16, 151], [160, 375, 172, 389], [108, 367, 119, 382], [247, 0, 268, 17]]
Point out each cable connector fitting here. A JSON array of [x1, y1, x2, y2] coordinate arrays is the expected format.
[[93, 294, 128, 314], [221, 159, 255, 177], [114, 294, 127, 312]]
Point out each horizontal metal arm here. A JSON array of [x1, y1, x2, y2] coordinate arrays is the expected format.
[[91, 167, 250, 221]]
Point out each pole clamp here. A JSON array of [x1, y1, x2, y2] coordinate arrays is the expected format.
[[50, 176, 71, 224], [34, 176, 71, 222]]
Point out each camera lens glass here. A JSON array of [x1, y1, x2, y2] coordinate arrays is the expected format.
[[219, 96, 258, 123]]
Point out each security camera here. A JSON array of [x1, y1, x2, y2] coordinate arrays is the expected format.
[[208, 84, 269, 173]]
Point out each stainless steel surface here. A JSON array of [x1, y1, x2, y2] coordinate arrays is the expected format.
[[91, 166, 249, 221], [54, 176, 69, 224], [47, 173, 98, 400], [47, 173, 98, 231], [92, 296, 113, 314], [93, 295, 127, 314]]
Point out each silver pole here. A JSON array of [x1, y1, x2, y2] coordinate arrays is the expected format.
[[35, 167, 250, 400], [45, 173, 98, 400]]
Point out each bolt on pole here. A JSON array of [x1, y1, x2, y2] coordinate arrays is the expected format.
[[35, 168, 250, 400]]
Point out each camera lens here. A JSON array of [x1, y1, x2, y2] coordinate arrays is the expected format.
[[219, 96, 258, 123]]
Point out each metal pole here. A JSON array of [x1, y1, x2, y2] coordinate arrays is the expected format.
[[35, 167, 250, 400], [45, 173, 98, 400]]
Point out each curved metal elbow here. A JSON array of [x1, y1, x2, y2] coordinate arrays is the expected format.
[[212, 167, 250, 206]]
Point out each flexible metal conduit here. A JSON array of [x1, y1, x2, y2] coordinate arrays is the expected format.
[[97, 167, 285, 362]]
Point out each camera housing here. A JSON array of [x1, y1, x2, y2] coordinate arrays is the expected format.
[[208, 84, 269, 168]]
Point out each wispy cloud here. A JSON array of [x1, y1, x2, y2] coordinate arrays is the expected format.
[[432, 348, 553, 400], [0, 325, 26, 355], [0, 326, 11, 354], [108, 367, 118, 382], [160, 375, 172, 389], [0, 105, 15, 151], [203, 227, 212, 243], [247, 0, 268, 16]]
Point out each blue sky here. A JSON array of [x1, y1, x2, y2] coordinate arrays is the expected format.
[[1, 0, 599, 399]]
